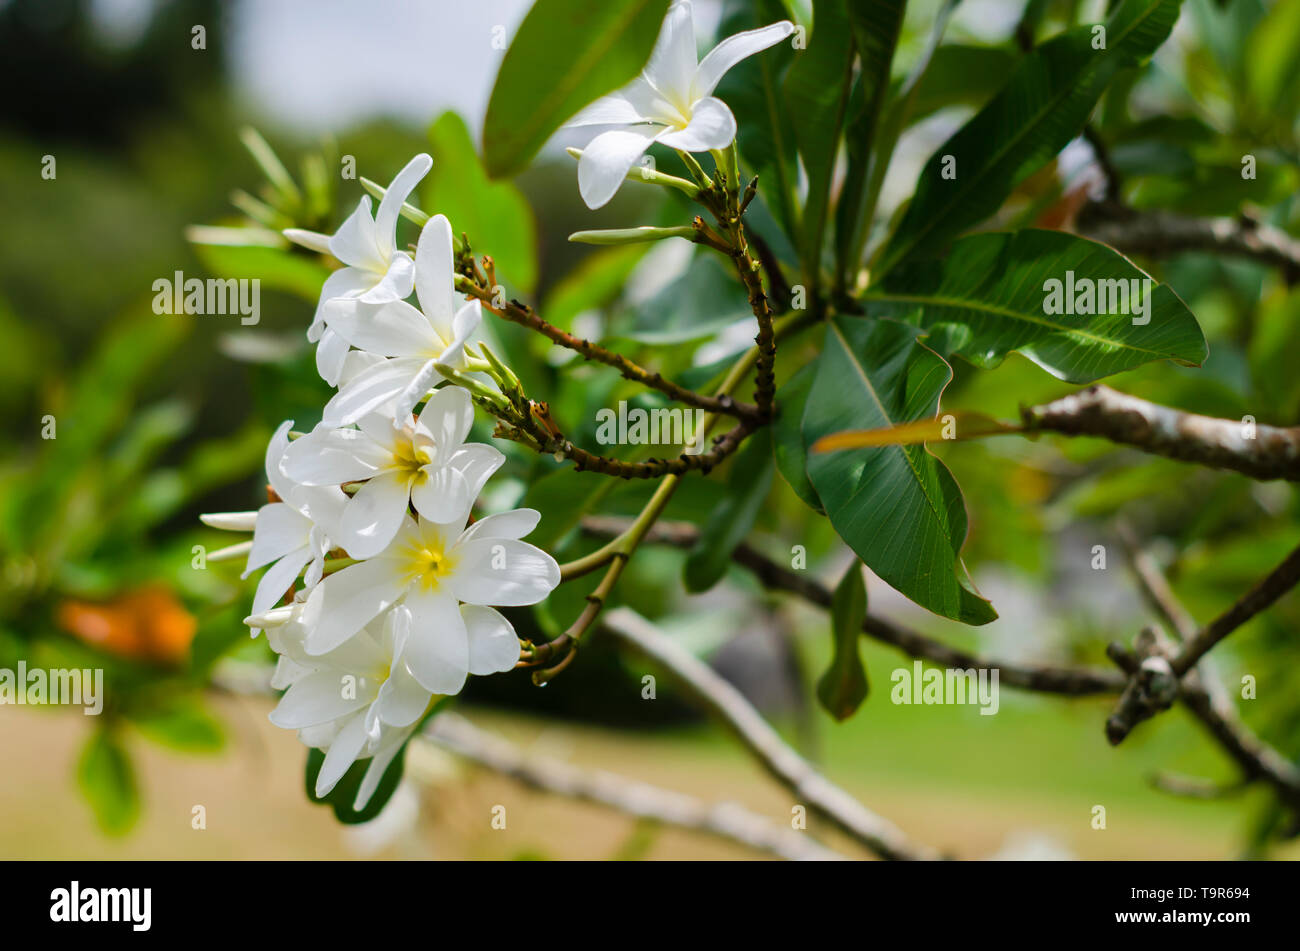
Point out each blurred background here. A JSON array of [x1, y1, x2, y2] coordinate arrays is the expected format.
[[2, 0, 1299, 859]]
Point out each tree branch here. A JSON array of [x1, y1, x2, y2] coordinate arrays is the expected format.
[[1080, 204, 1300, 284], [1022, 385, 1300, 481], [581, 516, 1125, 696], [600, 608, 940, 860], [422, 712, 846, 861]]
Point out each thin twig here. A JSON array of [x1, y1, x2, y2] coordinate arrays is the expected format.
[[457, 278, 759, 422], [601, 608, 940, 860], [422, 712, 846, 861]]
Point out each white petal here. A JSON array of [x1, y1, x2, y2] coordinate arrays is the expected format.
[[315, 326, 351, 387], [644, 0, 699, 101], [415, 385, 474, 456], [309, 266, 377, 342], [326, 298, 439, 358], [244, 503, 310, 575], [391, 359, 441, 424], [459, 507, 541, 543], [399, 586, 469, 695], [340, 350, 387, 386], [414, 214, 456, 326], [374, 153, 433, 260], [270, 653, 313, 690], [462, 604, 521, 676], [323, 357, 428, 425], [301, 557, 408, 654], [693, 20, 795, 98], [375, 663, 432, 728], [409, 464, 471, 525], [656, 96, 736, 151], [270, 671, 374, 730], [283, 228, 333, 254], [281, 426, 392, 485], [445, 443, 506, 502], [566, 82, 655, 127], [353, 735, 408, 810], [199, 511, 258, 532], [577, 126, 662, 209], [435, 300, 482, 371], [264, 420, 297, 502], [328, 196, 385, 273], [357, 252, 415, 304], [451, 537, 560, 607], [338, 470, 413, 559], [250, 545, 313, 616], [315, 713, 370, 797]]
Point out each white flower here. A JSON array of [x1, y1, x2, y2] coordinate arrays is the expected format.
[[565, 0, 793, 208], [284, 153, 433, 385], [296, 509, 560, 695], [204, 422, 347, 628], [266, 606, 435, 809], [280, 386, 505, 558], [320, 213, 482, 425]]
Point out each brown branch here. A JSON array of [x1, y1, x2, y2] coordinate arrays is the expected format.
[[580, 516, 1124, 696], [601, 607, 941, 860], [1022, 385, 1300, 481], [1172, 539, 1300, 675], [458, 279, 759, 422], [422, 712, 846, 861], [1080, 204, 1300, 284]]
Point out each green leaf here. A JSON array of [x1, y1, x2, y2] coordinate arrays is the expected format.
[[874, 0, 1184, 277], [683, 428, 775, 592], [1245, 0, 1300, 117], [482, 0, 671, 179], [816, 559, 869, 720], [784, 0, 856, 290], [803, 317, 995, 624], [772, 362, 823, 512], [131, 695, 225, 753], [426, 112, 538, 293], [716, 0, 801, 240], [905, 44, 1019, 123], [834, 0, 906, 290], [864, 229, 1207, 383], [77, 729, 139, 836]]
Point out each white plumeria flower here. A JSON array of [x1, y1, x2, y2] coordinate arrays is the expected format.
[[298, 509, 560, 695], [210, 422, 347, 628], [265, 606, 435, 809], [321, 213, 482, 425], [284, 153, 433, 385], [279, 386, 505, 558], [565, 0, 793, 208]]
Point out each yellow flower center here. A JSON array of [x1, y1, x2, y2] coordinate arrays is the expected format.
[[396, 536, 456, 591]]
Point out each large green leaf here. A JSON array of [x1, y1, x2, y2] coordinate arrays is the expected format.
[[803, 317, 995, 625], [874, 0, 1184, 277], [834, 0, 907, 290], [816, 558, 869, 720], [784, 0, 856, 290], [864, 229, 1207, 383], [482, 0, 671, 179], [684, 428, 775, 593], [772, 361, 823, 512], [426, 112, 538, 293]]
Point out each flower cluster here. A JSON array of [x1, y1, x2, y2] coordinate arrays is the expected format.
[[202, 156, 559, 808]]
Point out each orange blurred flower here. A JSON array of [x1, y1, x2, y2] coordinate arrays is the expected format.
[[56, 586, 197, 665]]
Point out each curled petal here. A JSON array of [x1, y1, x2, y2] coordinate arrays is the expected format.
[[576, 126, 663, 209], [655, 96, 736, 152]]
